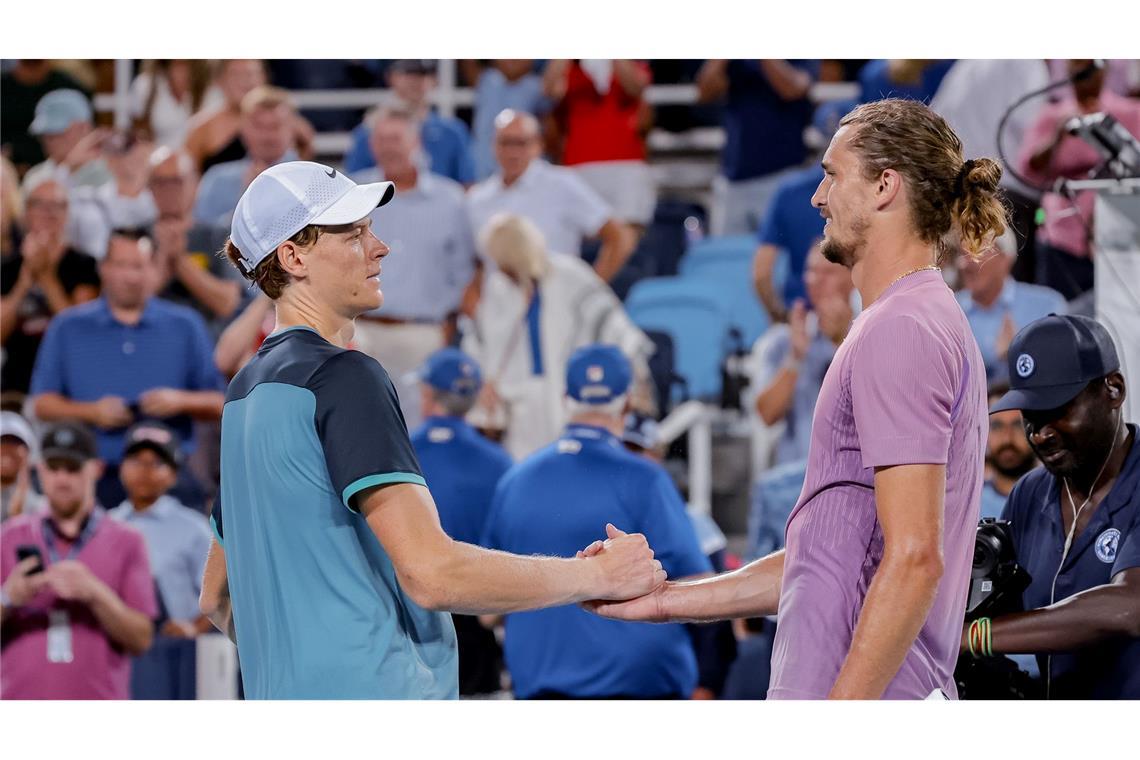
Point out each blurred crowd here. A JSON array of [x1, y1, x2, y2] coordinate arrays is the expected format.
[[1, 57, 1138, 700]]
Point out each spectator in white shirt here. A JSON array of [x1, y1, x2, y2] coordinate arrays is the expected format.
[[466, 110, 635, 283]]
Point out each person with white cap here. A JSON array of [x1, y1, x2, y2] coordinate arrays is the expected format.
[[200, 161, 666, 699], [22, 89, 113, 194], [0, 411, 45, 521]]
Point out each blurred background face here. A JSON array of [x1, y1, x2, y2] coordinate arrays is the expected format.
[[495, 60, 534, 80], [370, 116, 419, 175], [987, 409, 1036, 478], [120, 448, 176, 503], [38, 459, 95, 518], [40, 120, 90, 164], [100, 236, 156, 309], [149, 153, 198, 217], [959, 245, 1012, 300], [241, 104, 293, 164], [494, 116, 541, 181], [219, 59, 266, 106], [1069, 59, 1105, 101], [24, 180, 69, 238], [0, 438, 30, 484], [388, 71, 434, 106]]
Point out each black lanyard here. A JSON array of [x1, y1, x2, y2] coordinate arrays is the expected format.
[[41, 510, 102, 566]]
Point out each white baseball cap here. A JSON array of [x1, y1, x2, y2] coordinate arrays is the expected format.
[[229, 161, 395, 276], [0, 411, 37, 458]]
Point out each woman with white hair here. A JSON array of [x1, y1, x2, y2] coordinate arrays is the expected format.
[[463, 213, 654, 459]]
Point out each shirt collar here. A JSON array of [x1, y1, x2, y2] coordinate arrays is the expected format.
[[564, 423, 620, 447], [498, 159, 545, 192], [113, 494, 178, 519], [92, 297, 159, 327], [424, 415, 471, 432]]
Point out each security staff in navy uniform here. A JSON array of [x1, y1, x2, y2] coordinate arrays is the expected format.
[[410, 347, 513, 695], [481, 344, 712, 699], [975, 315, 1140, 699]]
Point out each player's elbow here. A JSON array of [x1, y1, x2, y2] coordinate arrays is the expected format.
[[887, 541, 944, 586], [397, 553, 458, 613], [199, 585, 221, 620]]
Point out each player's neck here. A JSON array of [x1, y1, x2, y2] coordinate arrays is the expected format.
[[853, 232, 937, 307], [273, 299, 353, 348]]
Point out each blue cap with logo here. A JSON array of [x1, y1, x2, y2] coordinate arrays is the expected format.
[[419, 348, 483, 397], [566, 344, 632, 405], [990, 314, 1120, 413], [29, 89, 93, 135], [229, 161, 395, 277]]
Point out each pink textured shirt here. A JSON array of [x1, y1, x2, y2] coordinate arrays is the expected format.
[[768, 269, 986, 699], [1017, 91, 1140, 258], [1, 510, 157, 699]]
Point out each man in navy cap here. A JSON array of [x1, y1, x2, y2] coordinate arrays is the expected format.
[[110, 421, 212, 699], [482, 344, 711, 698], [967, 314, 1139, 698], [410, 347, 512, 695]]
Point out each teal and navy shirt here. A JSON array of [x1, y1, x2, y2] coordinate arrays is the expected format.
[[211, 326, 457, 699]]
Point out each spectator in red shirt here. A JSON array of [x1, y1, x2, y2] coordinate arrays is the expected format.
[[544, 60, 656, 232], [0, 422, 156, 699]]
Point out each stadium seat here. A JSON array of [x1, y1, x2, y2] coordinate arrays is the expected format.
[[678, 235, 787, 346], [625, 277, 733, 402]]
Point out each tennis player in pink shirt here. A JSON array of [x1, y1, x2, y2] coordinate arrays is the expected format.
[[584, 98, 1005, 699]]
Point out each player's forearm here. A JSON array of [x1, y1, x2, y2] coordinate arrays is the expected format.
[[658, 551, 785, 623], [989, 580, 1140, 655], [405, 538, 600, 615], [87, 580, 153, 656], [829, 549, 942, 699]]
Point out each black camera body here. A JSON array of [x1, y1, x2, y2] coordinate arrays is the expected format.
[[956, 518, 1040, 699], [966, 518, 1031, 620]]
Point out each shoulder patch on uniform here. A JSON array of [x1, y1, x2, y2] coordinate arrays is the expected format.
[[1095, 528, 1120, 564], [557, 439, 582, 455]]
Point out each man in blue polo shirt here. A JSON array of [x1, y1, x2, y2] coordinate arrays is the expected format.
[[198, 162, 667, 699], [30, 229, 225, 509], [411, 347, 512, 695], [971, 315, 1140, 699], [482, 345, 712, 699], [343, 60, 475, 184]]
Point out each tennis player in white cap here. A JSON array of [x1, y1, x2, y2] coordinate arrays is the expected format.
[[198, 161, 664, 699]]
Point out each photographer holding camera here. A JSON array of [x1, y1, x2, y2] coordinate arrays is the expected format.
[[968, 315, 1139, 699]]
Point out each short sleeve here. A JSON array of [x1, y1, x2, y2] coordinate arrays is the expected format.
[[310, 351, 425, 511], [636, 469, 714, 580], [850, 315, 957, 469], [119, 529, 160, 620], [562, 172, 611, 241], [1111, 510, 1140, 577], [29, 315, 68, 396]]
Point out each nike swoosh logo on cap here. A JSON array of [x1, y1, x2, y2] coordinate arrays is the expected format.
[[326, 168, 337, 178]]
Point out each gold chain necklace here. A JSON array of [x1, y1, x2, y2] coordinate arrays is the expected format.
[[887, 265, 940, 290]]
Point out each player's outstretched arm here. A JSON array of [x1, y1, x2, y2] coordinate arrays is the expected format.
[[582, 545, 785, 624], [359, 483, 666, 616]]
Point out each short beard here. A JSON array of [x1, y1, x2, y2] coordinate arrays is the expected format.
[[820, 217, 868, 269]]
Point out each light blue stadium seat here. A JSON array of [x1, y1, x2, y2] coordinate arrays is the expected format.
[[678, 236, 788, 346], [625, 277, 733, 402]]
